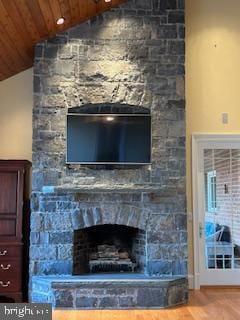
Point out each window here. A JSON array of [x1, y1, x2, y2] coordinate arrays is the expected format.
[[207, 170, 217, 213]]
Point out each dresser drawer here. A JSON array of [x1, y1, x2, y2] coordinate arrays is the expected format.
[[0, 260, 21, 277], [0, 245, 22, 259], [0, 278, 21, 292]]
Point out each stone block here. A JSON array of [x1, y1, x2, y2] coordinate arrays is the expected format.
[[35, 45, 43, 58], [160, 0, 177, 10], [157, 25, 177, 39], [49, 232, 73, 244], [71, 209, 85, 230], [35, 261, 72, 275], [30, 245, 57, 260], [58, 45, 75, 60], [32, 170, 61, 191], [82, 208, 95, 227], [44, 213, 72, 231], [157, 64, 184, 77], [98, 297, 118, 308], [30, 232, 40, 245], [31, 193, 40, 212], [76, 296, 98, 308], [172, 260, 188, 275], [180, 231, 187, 243], [30, 213, 44, 232], [147, 260, 172, 275], [54, 290, 74, 308], [57, 201, 78, 212], [105, 289, 127, 296], [136, 288, 166, 307], [167, 285, 188, 306], [47, 35, 67, 45], [168, 40, 185, 55], [58, 244, 73, 260], [175, 214, 187, 231], [34, 76, 41, 93], [39, 200, 57, 213], [178, 25, 185, 39], [134, 0, 152, 9], [119, 296, 135, 307], [148, 229, 181, 244], [44, 45, 59, 59], [31, 292, 49, 303], [168, 11, 185, 24], [168, 120, 185, 138], [178, 0, 185, 9]]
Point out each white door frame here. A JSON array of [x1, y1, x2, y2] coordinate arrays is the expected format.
[[192, 133, 240, 289]]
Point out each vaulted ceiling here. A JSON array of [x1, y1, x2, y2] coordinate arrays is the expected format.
[[0, 0, 126, 81]]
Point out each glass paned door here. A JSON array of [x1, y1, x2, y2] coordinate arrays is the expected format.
[[202, 149, 240, 278]]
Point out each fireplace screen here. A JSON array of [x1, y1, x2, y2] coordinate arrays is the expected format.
[[73, 224, 146, 274]]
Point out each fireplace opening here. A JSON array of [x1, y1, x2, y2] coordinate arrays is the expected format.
[[73, 224, 146, 275]]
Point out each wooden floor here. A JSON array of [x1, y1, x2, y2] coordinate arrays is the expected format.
[[53, 288, 240, 320]]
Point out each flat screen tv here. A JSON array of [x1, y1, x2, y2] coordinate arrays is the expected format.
[[66, 114, 151, 164]]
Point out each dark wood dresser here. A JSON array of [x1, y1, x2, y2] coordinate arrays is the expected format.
[[0, 160, 31, 302]]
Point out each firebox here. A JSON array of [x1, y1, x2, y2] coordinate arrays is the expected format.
[[73, 224, 146, 275]]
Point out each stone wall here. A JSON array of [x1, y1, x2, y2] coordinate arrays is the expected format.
[[33, 0, 185, 190], [31, 0, 187, 282]]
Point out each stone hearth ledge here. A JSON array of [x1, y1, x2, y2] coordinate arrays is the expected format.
[[31, 274, 188, 309], [42, 184, 164, 194]]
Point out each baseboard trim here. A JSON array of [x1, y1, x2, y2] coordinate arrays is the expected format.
[[200, 285, 240, 289], [188, 274, 194, 289]]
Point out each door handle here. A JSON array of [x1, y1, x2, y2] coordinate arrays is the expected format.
[[199, 222, 204, 238]]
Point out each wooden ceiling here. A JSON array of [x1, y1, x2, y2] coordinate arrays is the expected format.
[[0, 0, 126, 81]]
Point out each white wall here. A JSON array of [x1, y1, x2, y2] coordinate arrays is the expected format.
[[0, 68, 33, 161], [186, 0, 240, 277]]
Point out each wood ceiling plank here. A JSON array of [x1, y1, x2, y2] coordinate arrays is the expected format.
[[48, 0, 62, 22], [1, 0, 34, 56], [38, 0, 56, 35], [0, 0, 32, 64], [86, 0, 98, 19], [0, 22, 27, 71], [48, 0, 66, 33], [58, 0, 72, 27], [78, 0, 88, 21], [68, 0, 80, 23], [25, 0, 49, 39], [13, 0, 42, 42]]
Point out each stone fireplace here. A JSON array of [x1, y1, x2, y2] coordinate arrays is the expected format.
[[30, 0, 187, 309]]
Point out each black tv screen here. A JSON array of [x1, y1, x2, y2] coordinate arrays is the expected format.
[[66, 114, 151, 164]]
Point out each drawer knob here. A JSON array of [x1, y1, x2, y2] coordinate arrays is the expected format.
[[0, 250, 7, 256], [0, 281, 10, 287], [0, 264, 11, 270]]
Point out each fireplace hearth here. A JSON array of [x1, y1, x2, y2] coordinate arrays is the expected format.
[[32, 274, 188, 309]]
